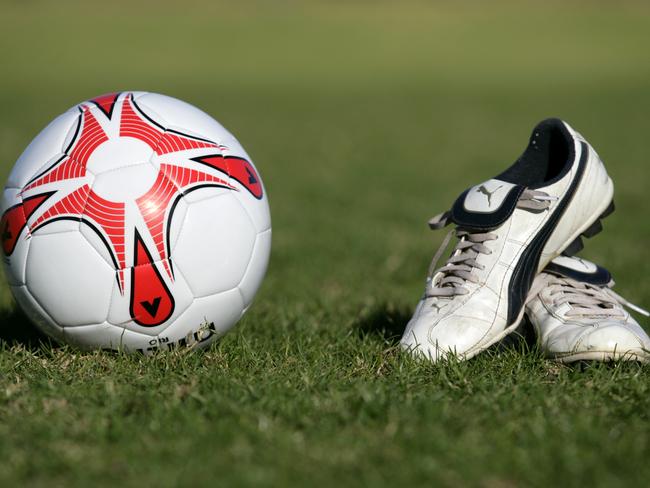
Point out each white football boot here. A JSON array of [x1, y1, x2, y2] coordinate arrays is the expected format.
[[526, 256, 650, 363], [401, 118, 614, 362]]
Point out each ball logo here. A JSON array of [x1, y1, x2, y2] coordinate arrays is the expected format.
[[2, 92, 263, 327]]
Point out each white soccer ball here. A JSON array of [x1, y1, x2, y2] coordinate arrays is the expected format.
[[1, 92, 271, 353]]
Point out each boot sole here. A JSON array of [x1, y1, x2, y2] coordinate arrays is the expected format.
[[562, 200, 615, 257]]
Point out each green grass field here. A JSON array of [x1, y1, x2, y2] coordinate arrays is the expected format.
[[1, 1, 650, 486]]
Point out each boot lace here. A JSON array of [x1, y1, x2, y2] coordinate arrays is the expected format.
[[425, 189, 556, 298], [542, 274, 649, 319]]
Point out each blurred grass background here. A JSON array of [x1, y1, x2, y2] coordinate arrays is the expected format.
[[1, 1, 650, 486]]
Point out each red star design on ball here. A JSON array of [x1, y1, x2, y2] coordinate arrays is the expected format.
[[1, 92, 263, 326]]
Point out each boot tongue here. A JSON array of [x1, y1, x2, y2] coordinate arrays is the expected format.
[[450, 179, 525, 230], [545, 255, 612, 286]]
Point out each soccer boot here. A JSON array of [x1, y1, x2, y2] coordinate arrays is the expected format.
[[526, 256, 650, 363], [401, 118, 614, 362]]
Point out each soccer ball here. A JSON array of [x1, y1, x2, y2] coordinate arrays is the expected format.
[[1, 92, 271, 353]]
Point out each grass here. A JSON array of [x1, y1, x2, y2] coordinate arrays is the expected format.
[[1, 0, 650, 486]]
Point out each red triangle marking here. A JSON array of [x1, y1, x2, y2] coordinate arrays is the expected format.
[[192, 155, 263, 199], [1, 192, 54, 256], [129, 230, 175, 327], [90, 92, 120, 120]]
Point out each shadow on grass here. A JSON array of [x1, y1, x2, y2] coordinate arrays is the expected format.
[[352, 302, 412, 344], [0, 306, 52, 351]]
